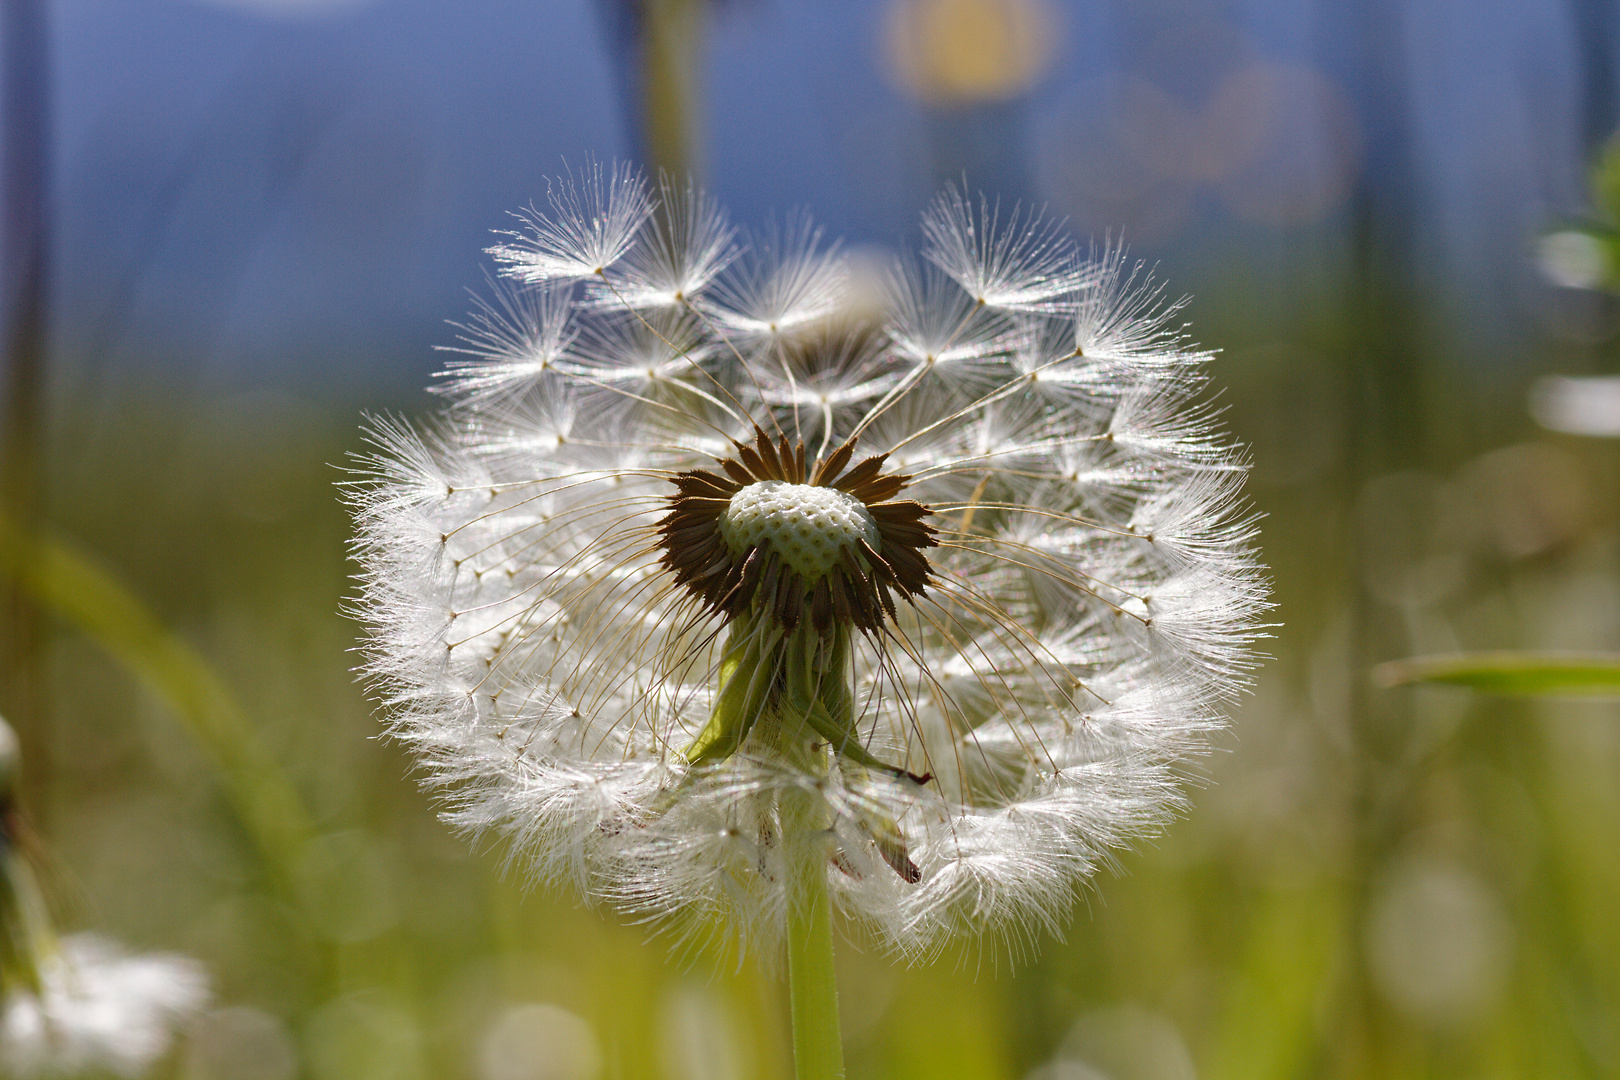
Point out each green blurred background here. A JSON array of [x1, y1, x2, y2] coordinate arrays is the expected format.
[[4, 0, 1620, 1077]]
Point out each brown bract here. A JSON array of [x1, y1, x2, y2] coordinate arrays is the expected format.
[[657, 427, 937, 636]]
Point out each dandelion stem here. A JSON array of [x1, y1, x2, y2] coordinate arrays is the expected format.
[[786, 828, 844, 1080]]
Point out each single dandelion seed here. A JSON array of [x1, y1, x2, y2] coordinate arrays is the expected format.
[[487, 161, 653, 283], [348, 173, 1268, 975], [919, 186, 1093, 312], [587, 177, 739, 311], [436, 280, 578, 406], [704, 210, 849, 343]]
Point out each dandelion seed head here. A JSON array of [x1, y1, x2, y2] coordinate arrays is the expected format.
[[349, 169, 1268, 962]]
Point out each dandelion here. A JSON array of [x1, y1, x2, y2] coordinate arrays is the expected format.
[[0, 718, 209, 1079], [350, 170, 1266, 1076]]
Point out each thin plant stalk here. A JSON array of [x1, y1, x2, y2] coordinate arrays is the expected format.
[[2, 0, 52, 804], [642, 0, 703, 181], [786, 829, 845, 1080]]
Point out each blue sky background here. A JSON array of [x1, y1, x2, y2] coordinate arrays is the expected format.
[[16, 0, 1614, 399]]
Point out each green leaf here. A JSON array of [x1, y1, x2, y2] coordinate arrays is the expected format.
[[1593, 136, 1620, 225], [1373, 651, 1620, 697]]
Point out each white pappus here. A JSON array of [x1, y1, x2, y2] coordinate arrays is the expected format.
[[349, 163, 1268, 963]]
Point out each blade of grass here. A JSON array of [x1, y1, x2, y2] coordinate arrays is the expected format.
[[0, 512, 314, 891], [1373, 651, 1620, 697]]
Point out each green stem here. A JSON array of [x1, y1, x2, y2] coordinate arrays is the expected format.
[[642, 0, 703, 180], [787, 831, 845, 1080]]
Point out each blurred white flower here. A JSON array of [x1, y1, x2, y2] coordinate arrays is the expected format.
[[0, 715, 210, 1078], [0, 934, 209, 1079], [477, 1003, 601, 1080], [1530, 374, 1620, 437], [1536, 230, 1609, 290], [350, 170, 1266, 959], [1365, 857, 1514, 1027]]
